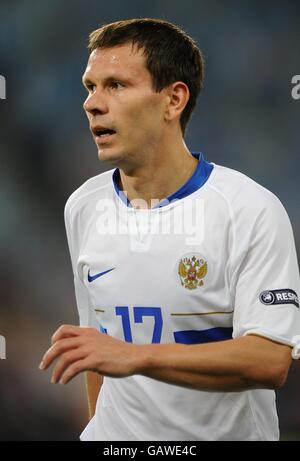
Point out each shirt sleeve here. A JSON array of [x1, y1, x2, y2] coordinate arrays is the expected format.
[[74, 273, 99, 329], [232, 194, 300, 350], [64, 197, 99, 329]]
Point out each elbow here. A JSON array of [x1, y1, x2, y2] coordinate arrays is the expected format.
[[265, 366, 289, 390], [241, 336, 292, 390], [264, 349, 292, 390], [246, 359, 291, 390]]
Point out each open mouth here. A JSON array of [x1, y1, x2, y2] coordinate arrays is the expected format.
[[94, 128, 116, 138]]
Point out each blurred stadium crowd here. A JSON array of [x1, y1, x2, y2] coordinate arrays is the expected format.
[[0, 0, 299, 440]]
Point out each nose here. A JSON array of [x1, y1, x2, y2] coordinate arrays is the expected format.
[[83, 90, 109, 116]]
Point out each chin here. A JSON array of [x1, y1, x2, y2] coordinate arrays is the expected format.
[[97, 147, 124, 166]]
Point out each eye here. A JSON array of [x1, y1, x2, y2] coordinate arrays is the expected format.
[[86, 83, 96, 93], [109, 81, 124, 90]]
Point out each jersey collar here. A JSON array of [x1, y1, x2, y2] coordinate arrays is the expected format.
[[112, 152, 214, 209]]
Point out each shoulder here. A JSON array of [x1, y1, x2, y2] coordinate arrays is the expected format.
[[207, 163, 288, 220], [64, 168, 114, 224]]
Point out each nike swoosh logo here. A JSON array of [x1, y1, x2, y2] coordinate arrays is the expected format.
[[88, 268, 115, 283]]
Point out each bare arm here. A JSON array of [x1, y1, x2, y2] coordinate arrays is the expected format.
[[136, 334, 292, 391], [40, 326, 293, 392], [85, 371, 103, 419]]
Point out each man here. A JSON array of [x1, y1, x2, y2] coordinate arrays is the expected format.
[[40, 18, 300, 441]]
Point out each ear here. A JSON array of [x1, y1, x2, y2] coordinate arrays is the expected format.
[[164, 82, 190, 124]]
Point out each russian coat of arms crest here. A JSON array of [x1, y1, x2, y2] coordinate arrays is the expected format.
[[178, 255, 207, 290]]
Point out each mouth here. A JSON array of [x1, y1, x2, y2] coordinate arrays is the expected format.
[[92, 126, 117, 143]]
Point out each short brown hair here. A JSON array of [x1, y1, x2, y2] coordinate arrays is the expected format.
[[88, 18, 204, 136]]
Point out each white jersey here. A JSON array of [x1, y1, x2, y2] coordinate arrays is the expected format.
[[64, 153, 300, 441]]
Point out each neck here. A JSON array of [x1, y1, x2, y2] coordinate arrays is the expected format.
[[118, 138, 198, 209]]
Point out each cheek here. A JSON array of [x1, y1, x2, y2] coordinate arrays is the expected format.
[[132, 102, 164, 134], [116, 93, 165, 143]]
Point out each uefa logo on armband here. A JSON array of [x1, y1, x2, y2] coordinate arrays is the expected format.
[[259, 289, 299, 308], [259, 291, 276, 305]]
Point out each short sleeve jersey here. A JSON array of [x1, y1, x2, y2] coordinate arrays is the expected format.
[[64, 154, 300, 441]]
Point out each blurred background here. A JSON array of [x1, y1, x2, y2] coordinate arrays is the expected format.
[[0, 0, 299, 441]]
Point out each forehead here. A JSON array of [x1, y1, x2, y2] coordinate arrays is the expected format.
[[83, 43, 149, 81]]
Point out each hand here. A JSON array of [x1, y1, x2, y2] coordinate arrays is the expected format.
[[39, 324, 140, 385]]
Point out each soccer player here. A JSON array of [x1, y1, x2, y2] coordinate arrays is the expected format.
[[40, 19, 300, 441]]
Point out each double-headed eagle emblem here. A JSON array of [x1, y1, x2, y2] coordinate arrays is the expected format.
[[178, 255, 207, 290]]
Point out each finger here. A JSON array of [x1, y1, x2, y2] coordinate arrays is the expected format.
[[51, 324, 82, 346], [39, 337, 81, 370], [51, 349, 87, 384], [59, 358, 90, 385]]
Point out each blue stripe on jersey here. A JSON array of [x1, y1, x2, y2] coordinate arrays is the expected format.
[[174, 327, 233, 344], [112, 152, 214, 209]]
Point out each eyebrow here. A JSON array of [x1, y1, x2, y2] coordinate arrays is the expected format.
[[82, 74, 133, 88]]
